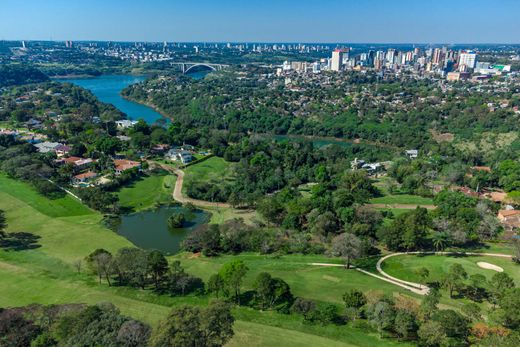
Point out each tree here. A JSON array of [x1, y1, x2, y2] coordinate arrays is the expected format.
[[291, 298, 317, 322], [117, 320, 151, 347], [394, 310, 418, 341], [419, 288, 440, 320], [418, 321, 447, 347], [218, 260, 248, 304], [367, 301, 395, 337], [342, 289, 367, 311], [0, 209, 6, 238], [147, 250, 168, 291], [431, 232, 450, 251], [253, 272, 293, 311], [0, 308, 41, 347], [207, 273, 225, 298], [431, 309, 469, 340], [201, 301, 235, 346], [442, 263, 467, 298], [151, 302, 234, 347], [85, 249, 113, 285], [330, 232, 362, 269], [461, 303, 482, 321], [498, 288, 520, 329], [417, 267, 430, 284]]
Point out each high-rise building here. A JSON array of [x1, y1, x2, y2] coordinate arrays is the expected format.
[[331, 49, 344, 71], [459, 50, 477, 70], [386, 49, 396, 64], [432, 48, 443, 65]]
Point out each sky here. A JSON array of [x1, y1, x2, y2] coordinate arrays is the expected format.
[[0, 0, 519, 44]]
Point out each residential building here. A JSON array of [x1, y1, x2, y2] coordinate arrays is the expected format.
[[331, 49, 344, 72]]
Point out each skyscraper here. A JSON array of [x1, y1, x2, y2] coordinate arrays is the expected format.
[[331, 49, 344, 71], [459, 50, 477, 70]]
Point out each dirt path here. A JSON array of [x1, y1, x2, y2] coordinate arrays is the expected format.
[[155, 162, 231, 208], [368, 203, 436, 210]]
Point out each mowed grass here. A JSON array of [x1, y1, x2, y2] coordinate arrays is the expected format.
[[0, 177, 407, 346], [118, 174, 176, 211], [0, 174, 93, 217], [175, 253, 419, 306], [382, 254, 520, 286], [183, 156, 235, 192], [370, 194, 434, 205]]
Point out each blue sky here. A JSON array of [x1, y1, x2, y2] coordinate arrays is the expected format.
[[0, 0, 519, 43]]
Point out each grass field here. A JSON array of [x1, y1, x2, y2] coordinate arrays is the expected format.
[[381, 254, 520, 286], [0, 174, 93, 217], [118, 174, 176, 212], [183, 156, 235, 193], [0, 176, 408, 346], [370, 194, 434, 205]]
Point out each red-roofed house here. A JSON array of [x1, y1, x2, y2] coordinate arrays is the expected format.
[[72, 171, 97, 185], [114, 159, 141, 175], [498, 210, 520, 231]]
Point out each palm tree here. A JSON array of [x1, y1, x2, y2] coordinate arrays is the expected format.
[[431, 232, 450, 251]]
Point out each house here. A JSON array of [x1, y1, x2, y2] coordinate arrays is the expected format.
[[471, 166, 492, 173], [362, 162, 383, 175], [54, 144, 72, 157], [58, 156, 94, 171], [25, 118, 43, 130], [497, 210, 520, 231], [405, 149, 418, 159], [114, 159, 141, 175], [152, 144, 170, 154], [115, 120, 138, 129], [484, 191, 507, 203], [350, 158, 366, 170], [72, 171, 97, 185], [165, 149, 194, 164], [34, 142, 62, 153]]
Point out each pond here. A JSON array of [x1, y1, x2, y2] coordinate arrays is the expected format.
[[116, 206, 210, 255]]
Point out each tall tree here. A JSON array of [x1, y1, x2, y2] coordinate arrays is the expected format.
[[330, 232, 362, 269], [219, 260, 248, 304]]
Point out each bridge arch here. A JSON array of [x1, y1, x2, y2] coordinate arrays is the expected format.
[[184, 63, 217, 74]]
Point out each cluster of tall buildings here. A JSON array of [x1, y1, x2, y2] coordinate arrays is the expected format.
[[325, 46, 480, 75], [279, 45, 512, 81]]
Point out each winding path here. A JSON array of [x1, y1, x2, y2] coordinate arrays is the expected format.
[[368, 203, 436, 210], [375, 251, 513, 295], [155, 162, 231, 208], [310, 251, 513, 296]]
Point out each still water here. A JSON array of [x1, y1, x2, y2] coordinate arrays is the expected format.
[[116, 206, 210, 255]]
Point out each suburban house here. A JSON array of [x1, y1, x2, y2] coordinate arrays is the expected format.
[[152, 143, 170, 154], [115, 120, 138, 129], [34, 141, 63, 153], [497, 209, 520, 232], [54, 144, 72, 157], [483, 191, 508, 203], [405, 149, 418, 159], [72, 171, 98, 185], [58, 156, 95, 171], [165, 149, 194, 164], [114, 159, 141, 175]]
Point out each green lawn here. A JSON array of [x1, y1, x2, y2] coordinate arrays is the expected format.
[[117, 174, 176, 212], [0, 177, 408, 346], [175, 253, 418, 306], [370, 194, 434, 205], [183, 156, 235, 193], [0, 174, 93, 217], [381, 254, 520, 286]]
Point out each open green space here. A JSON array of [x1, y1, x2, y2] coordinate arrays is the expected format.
[[370, 194, 434, 205], [382, 254, 520, 286], [183, 156, 235, 191], [175, 253, 417, 306], [0, 176, 408, 346], [117, 173, 176, 211], [0, 174, 93, 217]]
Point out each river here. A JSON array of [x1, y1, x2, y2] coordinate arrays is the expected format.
[[59, 70, 209, 124]]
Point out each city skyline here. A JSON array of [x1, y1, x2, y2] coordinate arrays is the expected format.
[[1, 0, 520, 44]]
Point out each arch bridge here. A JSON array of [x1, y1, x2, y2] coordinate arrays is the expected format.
[[170, 62, 229, 74]]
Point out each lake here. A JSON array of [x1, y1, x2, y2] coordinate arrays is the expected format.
[[116, 206, 210, 255]]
